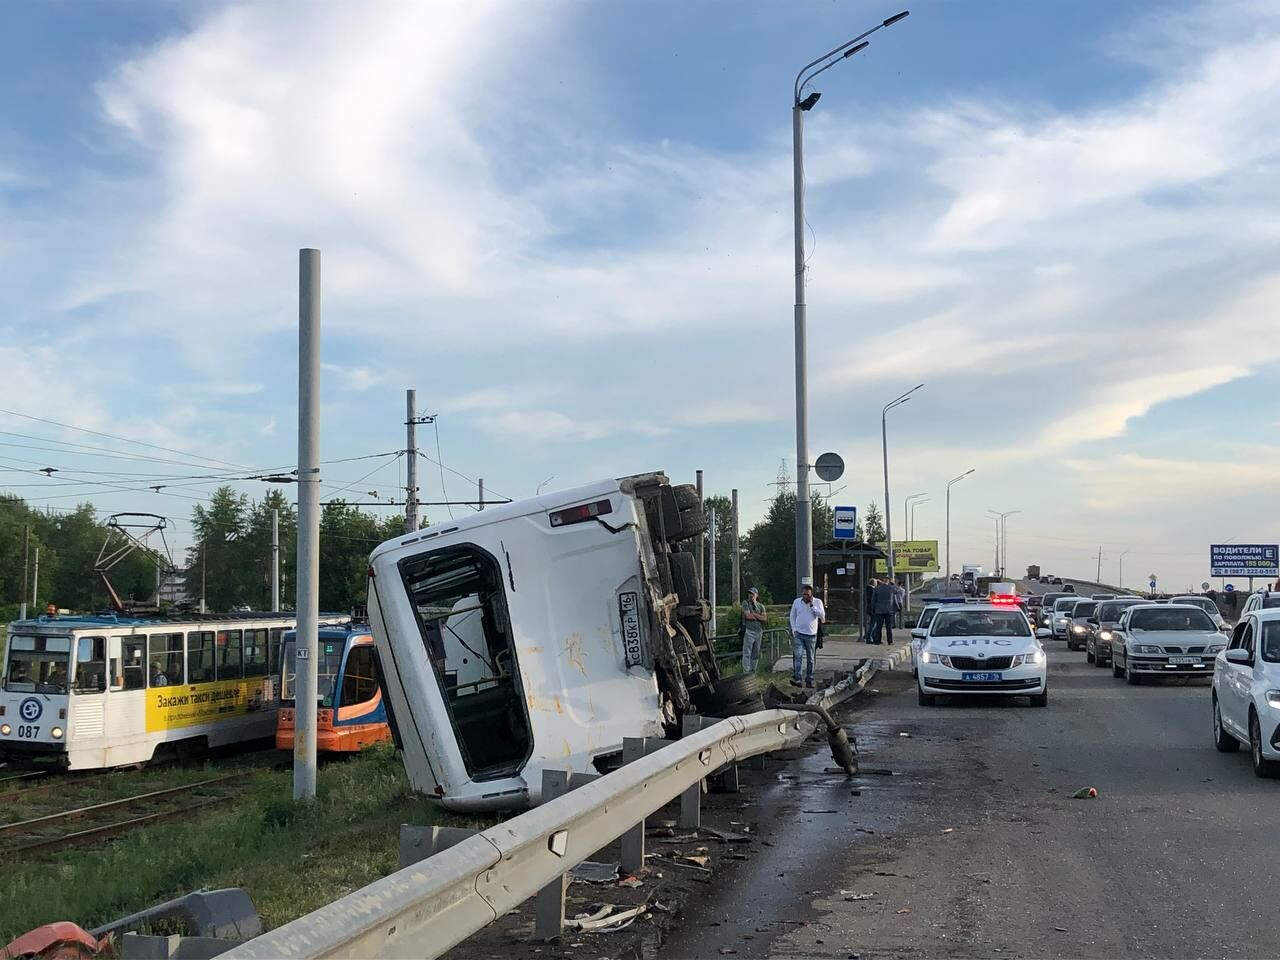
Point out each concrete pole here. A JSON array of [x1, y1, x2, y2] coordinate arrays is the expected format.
[[294, 248, 322, 802], [478, 478, 485, 511], [708, 508, 718, 637], [405, 389, 419, 534], [882, 413, 893, 585], [200, 545, 206, 614], [695, 470, 704, 590], [19, 525, 28, 621], [730, 488, 741, 605], [32, 546, 39, 609], [271, 508, 280, 611], [792, 103, 812, 594]]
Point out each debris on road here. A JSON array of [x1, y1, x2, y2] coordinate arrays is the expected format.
[[1071, 786, 1099, 799], [842, 891, 877, 901], [570, 861, 620, 884]]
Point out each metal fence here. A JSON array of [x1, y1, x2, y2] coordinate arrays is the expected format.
[[712, 627, 791, 669], [222, 665, 876, 960]]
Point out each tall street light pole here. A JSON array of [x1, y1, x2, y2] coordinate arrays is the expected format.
[[986, 509, 1021, 579], [882, 383, 924, 586], [902, 492, 928, 611], [791, 10, 910, 593], [945, 469, 975, 591], [1118, 549, 1130, 590], [908, 495, 930, 539]]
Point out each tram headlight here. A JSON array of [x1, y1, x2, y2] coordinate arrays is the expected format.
[[51, 726, 64, 739], [0, 724, 10, 736]]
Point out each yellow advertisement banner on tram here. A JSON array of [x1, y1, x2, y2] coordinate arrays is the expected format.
[[145, 679, 265, 732]]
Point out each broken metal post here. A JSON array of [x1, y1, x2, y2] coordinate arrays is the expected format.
[[679, 716, 704, 829], [775, 702, 859, 774], [619, 739, 646, 874]]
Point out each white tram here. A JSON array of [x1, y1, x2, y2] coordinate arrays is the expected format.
[[0, 612, 347, 769]]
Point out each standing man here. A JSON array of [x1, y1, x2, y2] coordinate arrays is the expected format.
[[872, 577, 898, 645], [789, 582, 826, 688], [740, 587, 768, 672], [863, 578, 879, 643], [893, 577, 907, 627]]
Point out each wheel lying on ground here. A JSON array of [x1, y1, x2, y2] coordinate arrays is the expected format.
[[1212, 696, 1239, 753], [697, 672, 765, 717]]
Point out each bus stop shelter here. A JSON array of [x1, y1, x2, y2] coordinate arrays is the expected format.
[[814, 542, 889, 636]]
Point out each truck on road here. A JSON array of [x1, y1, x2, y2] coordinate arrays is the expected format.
[[961, 565, 984, 596], [366, 472, 746, 811]]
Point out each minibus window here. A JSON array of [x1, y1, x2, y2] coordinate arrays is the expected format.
[[399, 545, 531, 779]]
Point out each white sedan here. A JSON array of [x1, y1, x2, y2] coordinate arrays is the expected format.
[[1212, 609, 1280, 778], [917, 604, 1048, 707]]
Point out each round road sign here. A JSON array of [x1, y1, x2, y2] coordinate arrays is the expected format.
[[1225, 583, 1235, 593], [814, 452, 844, 482], [1201, 581, 1210, 591]]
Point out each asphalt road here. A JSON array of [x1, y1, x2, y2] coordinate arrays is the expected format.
[[659, 649, 1278, 959]]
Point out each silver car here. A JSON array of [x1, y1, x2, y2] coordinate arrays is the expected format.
[[1051, 596, 1079, 640], [1109, 604, 1227, 684]]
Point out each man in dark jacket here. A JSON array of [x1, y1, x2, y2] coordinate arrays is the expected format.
[[871, 578, 898, 645], [863, 578, 879, 642]]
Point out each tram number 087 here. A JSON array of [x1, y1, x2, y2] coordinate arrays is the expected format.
[[17, 724, 40, 738]]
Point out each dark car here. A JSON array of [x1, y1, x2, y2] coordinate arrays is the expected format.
[[1086, 597, 1147, 667]]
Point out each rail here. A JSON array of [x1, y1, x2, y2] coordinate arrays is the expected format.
[[223, 663, 877, 960], [712, 627, 791, 668]]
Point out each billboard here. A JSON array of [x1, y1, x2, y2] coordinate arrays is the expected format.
[[1209, 544, 1279, 578], [875, 540, 940, 574]]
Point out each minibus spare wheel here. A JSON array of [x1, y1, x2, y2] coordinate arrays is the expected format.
[[694, 672, 765, 717]]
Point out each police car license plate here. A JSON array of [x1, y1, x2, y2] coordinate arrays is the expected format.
[[961, 672, 1002, 682], [1167, 656, 1200, 665]]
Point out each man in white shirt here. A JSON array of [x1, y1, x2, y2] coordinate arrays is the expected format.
[[788, 582, 826, 688]]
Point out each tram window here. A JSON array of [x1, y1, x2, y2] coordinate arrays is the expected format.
[[399, 545, 530, 778], [187, 631, 216, 683], [268, 628, 286, 677], [218, 629, 243, 680], [340, 645, 379, 706], [148, 633, 184, 687], [121, 638, 146, 690], [243, 628, 268, 678], [73, 636, 106, 693]]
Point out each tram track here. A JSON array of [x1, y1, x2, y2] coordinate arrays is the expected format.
[[0, 773, 253, 860]]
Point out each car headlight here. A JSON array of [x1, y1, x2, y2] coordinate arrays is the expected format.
[[0, 724, 9, 736], [1206, 644, 1225, 654], [1072, 624, 1086, 633], [1135, 644, 1164, 654], [920, 650, 935, 663], [1013, 650, 1046, 667], [1099, 630, 1113, 641], [1265, 690, 1280, 708], [51, 726, 63, 739]]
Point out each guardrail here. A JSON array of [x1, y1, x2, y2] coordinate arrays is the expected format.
[[222, 664, 877, 960]]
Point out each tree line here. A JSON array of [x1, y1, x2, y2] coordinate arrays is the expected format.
[[0, 487, 405, 618]]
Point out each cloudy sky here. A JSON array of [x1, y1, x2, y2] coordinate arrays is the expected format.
[[2, 0, 1279, 592]]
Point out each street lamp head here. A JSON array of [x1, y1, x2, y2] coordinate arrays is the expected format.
[[884, 11, 910, 27], [842, 41, 870, 59], [797, 91, 822, 111]]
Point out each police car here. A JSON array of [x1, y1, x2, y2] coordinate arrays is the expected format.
[[917, 602, 1048, 707], [910, 597, 967, 675]]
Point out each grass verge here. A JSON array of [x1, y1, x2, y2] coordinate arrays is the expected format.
[[0, 743, 487, 943]]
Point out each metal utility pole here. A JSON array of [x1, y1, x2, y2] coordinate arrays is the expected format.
[[405, 389, 419, 534], [1096, 546, 1105, 583], [295, 247, 322, 802], [32, 546, 39, 609], [902, 493, 928, 611], [909, 496, 929, 539], [695, 470, 704, 589], [477, 478, 485, 511], [1118, 549, 1129, 590], [708, 508, 718, 636], [882, 384, 923, 586], [791, 10, 910, 594], [945, 469, 975, 593], [20, 525, 29, 620], [271, 508, 280, 611], [986, 510, 1021, 580], [731, 488, 741, 605]]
